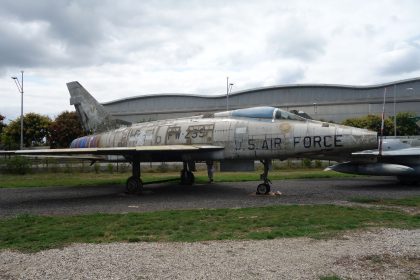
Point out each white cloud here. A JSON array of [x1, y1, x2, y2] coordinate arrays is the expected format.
[[1, 0, 420, 120], [376, 41, 420, 75]]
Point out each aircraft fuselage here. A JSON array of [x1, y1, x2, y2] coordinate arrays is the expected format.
[[70, 115, 377, 162]]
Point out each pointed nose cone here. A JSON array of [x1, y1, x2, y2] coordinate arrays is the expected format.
[[337, 125, 377, 152]]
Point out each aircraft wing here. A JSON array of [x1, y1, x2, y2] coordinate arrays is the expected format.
[[326, 147, 420, 177], [352, 147, 420, 157], [0, 145, 224, 162], [343, 147, 420, 164]]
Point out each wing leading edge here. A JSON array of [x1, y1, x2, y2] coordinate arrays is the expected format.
[[0, 145, 224, 162], [352, 147, 420, 157]]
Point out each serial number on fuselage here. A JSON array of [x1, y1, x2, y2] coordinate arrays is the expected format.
[[236, 135, 343, 150]]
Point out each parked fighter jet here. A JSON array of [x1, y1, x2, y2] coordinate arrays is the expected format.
[[326, 136, 420, 184], [1, 82, 378, 194]]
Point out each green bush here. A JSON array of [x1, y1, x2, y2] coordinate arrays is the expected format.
[[4, 156, 31, 174], [46, 158, 60, 173], [302, 158, 312, 168], [94, 163, 100, 174], [272, 161, 283, 170], [107, 163, 114, 174], [118, 163, 129, 173], [156, 163, 169, 173], [64, 163, 73, 173]]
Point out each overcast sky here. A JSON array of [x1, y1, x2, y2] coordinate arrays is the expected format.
[[0, 0, 419, 121]]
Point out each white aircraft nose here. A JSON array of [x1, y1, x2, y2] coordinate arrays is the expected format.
[[341, 126, 378, 151]]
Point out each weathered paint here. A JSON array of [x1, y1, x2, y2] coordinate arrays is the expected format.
[[70, 108, 377, 161]]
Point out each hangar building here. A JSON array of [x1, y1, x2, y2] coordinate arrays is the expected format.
[[102, 77, 420, 123]]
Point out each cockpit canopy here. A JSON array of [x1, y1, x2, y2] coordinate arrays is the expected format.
[[214, 106, 306, 122]]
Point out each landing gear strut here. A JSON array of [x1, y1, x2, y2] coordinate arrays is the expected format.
[[257, 160, 271, 195], [180, 161, 195, 185], [206, 160, 214, 183], [126, 156, 143, 194]]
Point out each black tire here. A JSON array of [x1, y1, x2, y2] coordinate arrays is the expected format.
[[256, 183, 270, 195], [180, 170, 195, 185], [126, 176, 143, 194]]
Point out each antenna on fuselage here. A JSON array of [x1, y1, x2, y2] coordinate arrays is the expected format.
[[378, 87, 387, 156]]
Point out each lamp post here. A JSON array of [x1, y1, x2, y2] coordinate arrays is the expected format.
[[11, 71, 24, 150], [226, 77, 234, 111]]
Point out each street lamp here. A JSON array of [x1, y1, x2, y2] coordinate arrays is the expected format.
[[11, 70, 24, 150], [226, 77, 234, 111]]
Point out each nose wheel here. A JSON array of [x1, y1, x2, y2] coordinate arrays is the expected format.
[[256, 160, 272, 195], [257, 182, 271, 195]]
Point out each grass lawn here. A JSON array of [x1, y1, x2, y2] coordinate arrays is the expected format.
[[0, 169, 355, 189], [350, 196, 420, 207], [0, 204, 418, 252]]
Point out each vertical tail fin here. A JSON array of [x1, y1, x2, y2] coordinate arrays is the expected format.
[[67, 81, 127, 133]]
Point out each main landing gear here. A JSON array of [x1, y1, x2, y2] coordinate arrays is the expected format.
[[256, 160, 271, 195], [125, 159, 273, 194], [125, 159, 198, 194], [126, 157, 143, 194], [180, 161, 195, 185]]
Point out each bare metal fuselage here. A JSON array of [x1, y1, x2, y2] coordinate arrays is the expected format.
[[71, 116, 377, 162]]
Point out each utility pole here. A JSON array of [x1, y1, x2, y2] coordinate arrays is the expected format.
[[226, 77, 234, 111], [393, 84, 397, 136], [11, 71, 24, 149]]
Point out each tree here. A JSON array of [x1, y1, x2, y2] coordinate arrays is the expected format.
[[0, 114, 6, 148], [342, 114, 392, 135], [0, 114, 5, 134], [1, 113, 51, 149], [342, 112, 418, 136], [393, 112, 418, 136], [48, 111, 85, 148]]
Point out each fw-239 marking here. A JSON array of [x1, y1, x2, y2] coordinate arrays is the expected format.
[[1, 82, 378, 195]]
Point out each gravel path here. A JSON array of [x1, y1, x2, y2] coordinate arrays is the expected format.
[[1, 228, 419, 280], [1, 177, 419, 217]]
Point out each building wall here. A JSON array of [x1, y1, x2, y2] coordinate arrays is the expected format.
[[102, 78, 420, 123]]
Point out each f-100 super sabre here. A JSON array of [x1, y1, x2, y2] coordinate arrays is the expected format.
[[1, 82, 378, 194]]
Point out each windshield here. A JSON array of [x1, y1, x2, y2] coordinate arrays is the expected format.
[[274, 108, 306, 121], [213, 106, 307, 122]]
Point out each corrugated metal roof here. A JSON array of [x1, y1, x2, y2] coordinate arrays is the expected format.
[[102, 77, 420, 105]]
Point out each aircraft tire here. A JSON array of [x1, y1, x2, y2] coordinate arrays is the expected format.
[[126, 176, 143, 194], [180, 170, 195, 185], [256, 183, 270, 195]]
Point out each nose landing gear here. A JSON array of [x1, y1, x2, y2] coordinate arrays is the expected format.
[[256, 160, 271, 195]]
